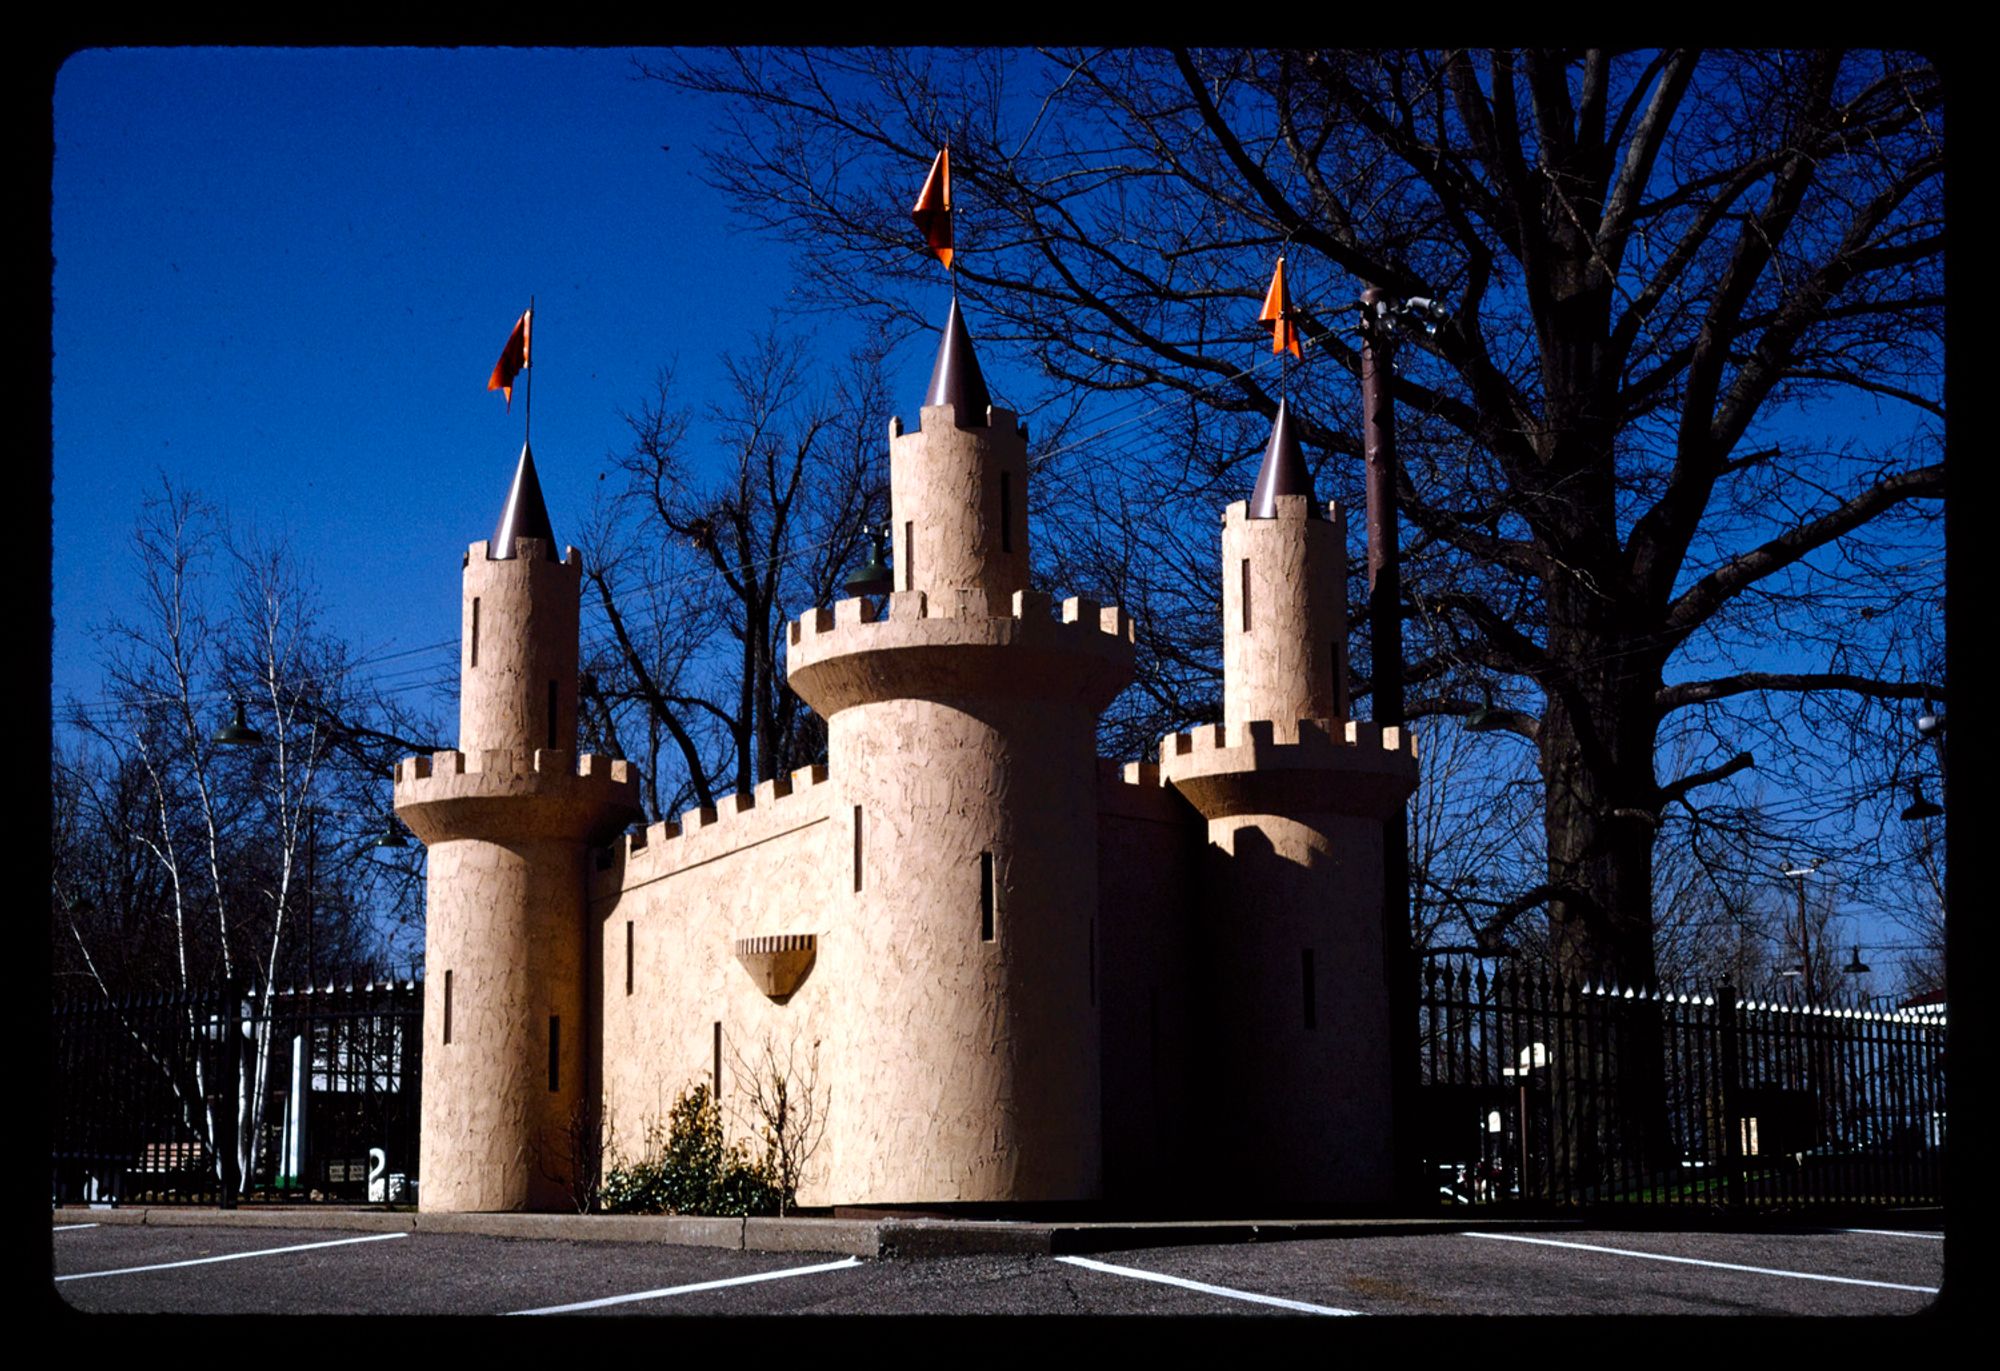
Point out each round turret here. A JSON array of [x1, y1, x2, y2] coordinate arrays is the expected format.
[[1222, 494, 1349, 734], [784, 301, 1133, 1204], [887, 299, 1030, 606], [1157, 403, 1416, 1205], [394, 447, 641, 1212]]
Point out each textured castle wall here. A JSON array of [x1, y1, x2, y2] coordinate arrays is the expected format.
[[1197, 808, 1395, 1203], [1222, 497, 1348, 734], [591, 770, 844, 1202], [460, 538, 578, 756], [418, 832, 590, 1212], [1095, 762, 1202, 1200], [819, 691, 1104, 1204], [889, 407, 1030, 605]]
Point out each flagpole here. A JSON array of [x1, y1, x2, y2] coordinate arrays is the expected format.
[[523, 295, 535, 447]]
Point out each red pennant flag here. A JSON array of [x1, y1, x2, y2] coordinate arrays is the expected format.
[[1259, 258, 1301, 358], [488, 308, 532, 409], [911, 147, 953, 271]]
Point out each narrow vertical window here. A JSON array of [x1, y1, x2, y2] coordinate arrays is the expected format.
[[1089, 915, 1097, 1005], [1000, 471, 1013, 553], [980, 851, 996, 942], [852, 806, 864, 893], [1301, 949, 1317, 1030], [442, 970, 453, 1045], [1148, 987, 1159, 1091], [469, 598, 480, 668], [1333, 643, 1346, 716], [625, 921, 634, 996], [904, 520, 915, 591], [547, 680, 559, 750], [1240, 559, 1252, 631], [712, 1022, 723, 1101], [548, 1016, 561, 1091]]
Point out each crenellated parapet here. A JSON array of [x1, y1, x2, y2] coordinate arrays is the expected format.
[[787, 584, 1135, 716], [1158, 716, 1417, 822], [393, 748, 641, 847], [590, 763, 838, 901]]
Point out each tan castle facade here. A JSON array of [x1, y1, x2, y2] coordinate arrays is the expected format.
[[394, 303, 1418, 1212]]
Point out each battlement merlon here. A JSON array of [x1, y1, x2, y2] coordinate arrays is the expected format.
[[1222, 494, 1347, 532], [891, 402, 1025, 441], [461, 537, 581, 570], [785, 587, 1135, 718], [1157, 718, 1417, 822], [590, 762, 836, 901], [393, 748, 643, 847]]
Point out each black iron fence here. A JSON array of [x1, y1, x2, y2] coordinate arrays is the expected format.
[[54, 963, 1945, 1212], [1417, 961, 1947, 1210], [51, 980, 422, 1206]]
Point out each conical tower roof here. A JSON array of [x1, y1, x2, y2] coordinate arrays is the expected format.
[[491, 440, 558, 560], [922, 296, 992, 421], [1247, 398, 1314, 518]]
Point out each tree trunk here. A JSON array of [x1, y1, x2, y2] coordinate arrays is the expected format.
[[1539, 609, 1672, 1198]]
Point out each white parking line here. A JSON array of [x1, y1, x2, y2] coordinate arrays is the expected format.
[[52, 1224, 100, 1232], [507, 1255, 863, 1315], [56, 1231, 408, 1282], [1842, 1228, 1944, 1241], [1056, 1255, 1360, 1316], [1466, 1232, 1939, 1293]]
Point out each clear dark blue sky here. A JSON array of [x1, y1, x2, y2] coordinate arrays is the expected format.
[[52, 47, 1938, 982], [53, 46, 921, 722]]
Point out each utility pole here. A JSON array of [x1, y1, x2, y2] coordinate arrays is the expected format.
[[1783, 865, 1817, 1006], [1358, 286, 1444, 1206]]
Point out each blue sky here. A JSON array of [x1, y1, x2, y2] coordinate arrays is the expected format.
[[52, 47, 923, 722], [52, 47, 1941, 987]]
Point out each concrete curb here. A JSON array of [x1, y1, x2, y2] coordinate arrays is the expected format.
[[52, 1206, 1594, 1258]]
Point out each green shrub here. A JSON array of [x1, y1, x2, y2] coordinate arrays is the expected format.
[[599, 1081, 787, 1217]]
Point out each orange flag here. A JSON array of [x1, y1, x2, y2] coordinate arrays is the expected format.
[[488, 308, 532, 408], [912, 147, 953, 270], [1259, 258, 1301, 358]]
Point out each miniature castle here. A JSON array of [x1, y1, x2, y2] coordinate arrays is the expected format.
[[394, 302, 1418, 1212]]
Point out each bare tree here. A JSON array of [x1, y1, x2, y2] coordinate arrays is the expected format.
[[662, 48, 1945, 1000], [731, 1034, 829, 1216], [582, 331, 890, 819], [55, 478, 425, 1192]]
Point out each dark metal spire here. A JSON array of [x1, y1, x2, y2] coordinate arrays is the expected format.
[[492, 440, 557, 560], [922, 296, 991, 423], [1248, 398, 1314, 518]]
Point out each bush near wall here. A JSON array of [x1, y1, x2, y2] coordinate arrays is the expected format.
[[599, 1081, 788, 1217]]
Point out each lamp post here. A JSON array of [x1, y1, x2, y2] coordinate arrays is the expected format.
[[1358, 287, 1449, 1205]]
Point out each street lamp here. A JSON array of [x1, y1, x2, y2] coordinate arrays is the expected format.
[[843, 522, 894, 599], [213, 699, 266, 747]]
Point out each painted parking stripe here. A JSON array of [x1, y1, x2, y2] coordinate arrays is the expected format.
[[1466, 1232, 1939, 1293], [56, 1231, 407, 1281], [1842, 1228, 1944, 1241], [52, 1224, 100, 1232], [1056, 1255, 1360, 1316], [508, 1255, 863, 1315]]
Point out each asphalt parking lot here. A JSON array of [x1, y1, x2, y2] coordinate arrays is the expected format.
[[50, 1218, 1945, 1317]]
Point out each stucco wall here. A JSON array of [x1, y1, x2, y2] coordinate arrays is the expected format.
[[459, 537, 579, 757], [1095, 761, 1203, 1200], [591, 770, 844, 1202], [1221, 497, 1349, 733]]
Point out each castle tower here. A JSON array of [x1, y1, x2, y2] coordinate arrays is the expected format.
[[394, 443, 642, 1211], [787, 300, 1134, 1203], [1159, 406, 1417, 1205]]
